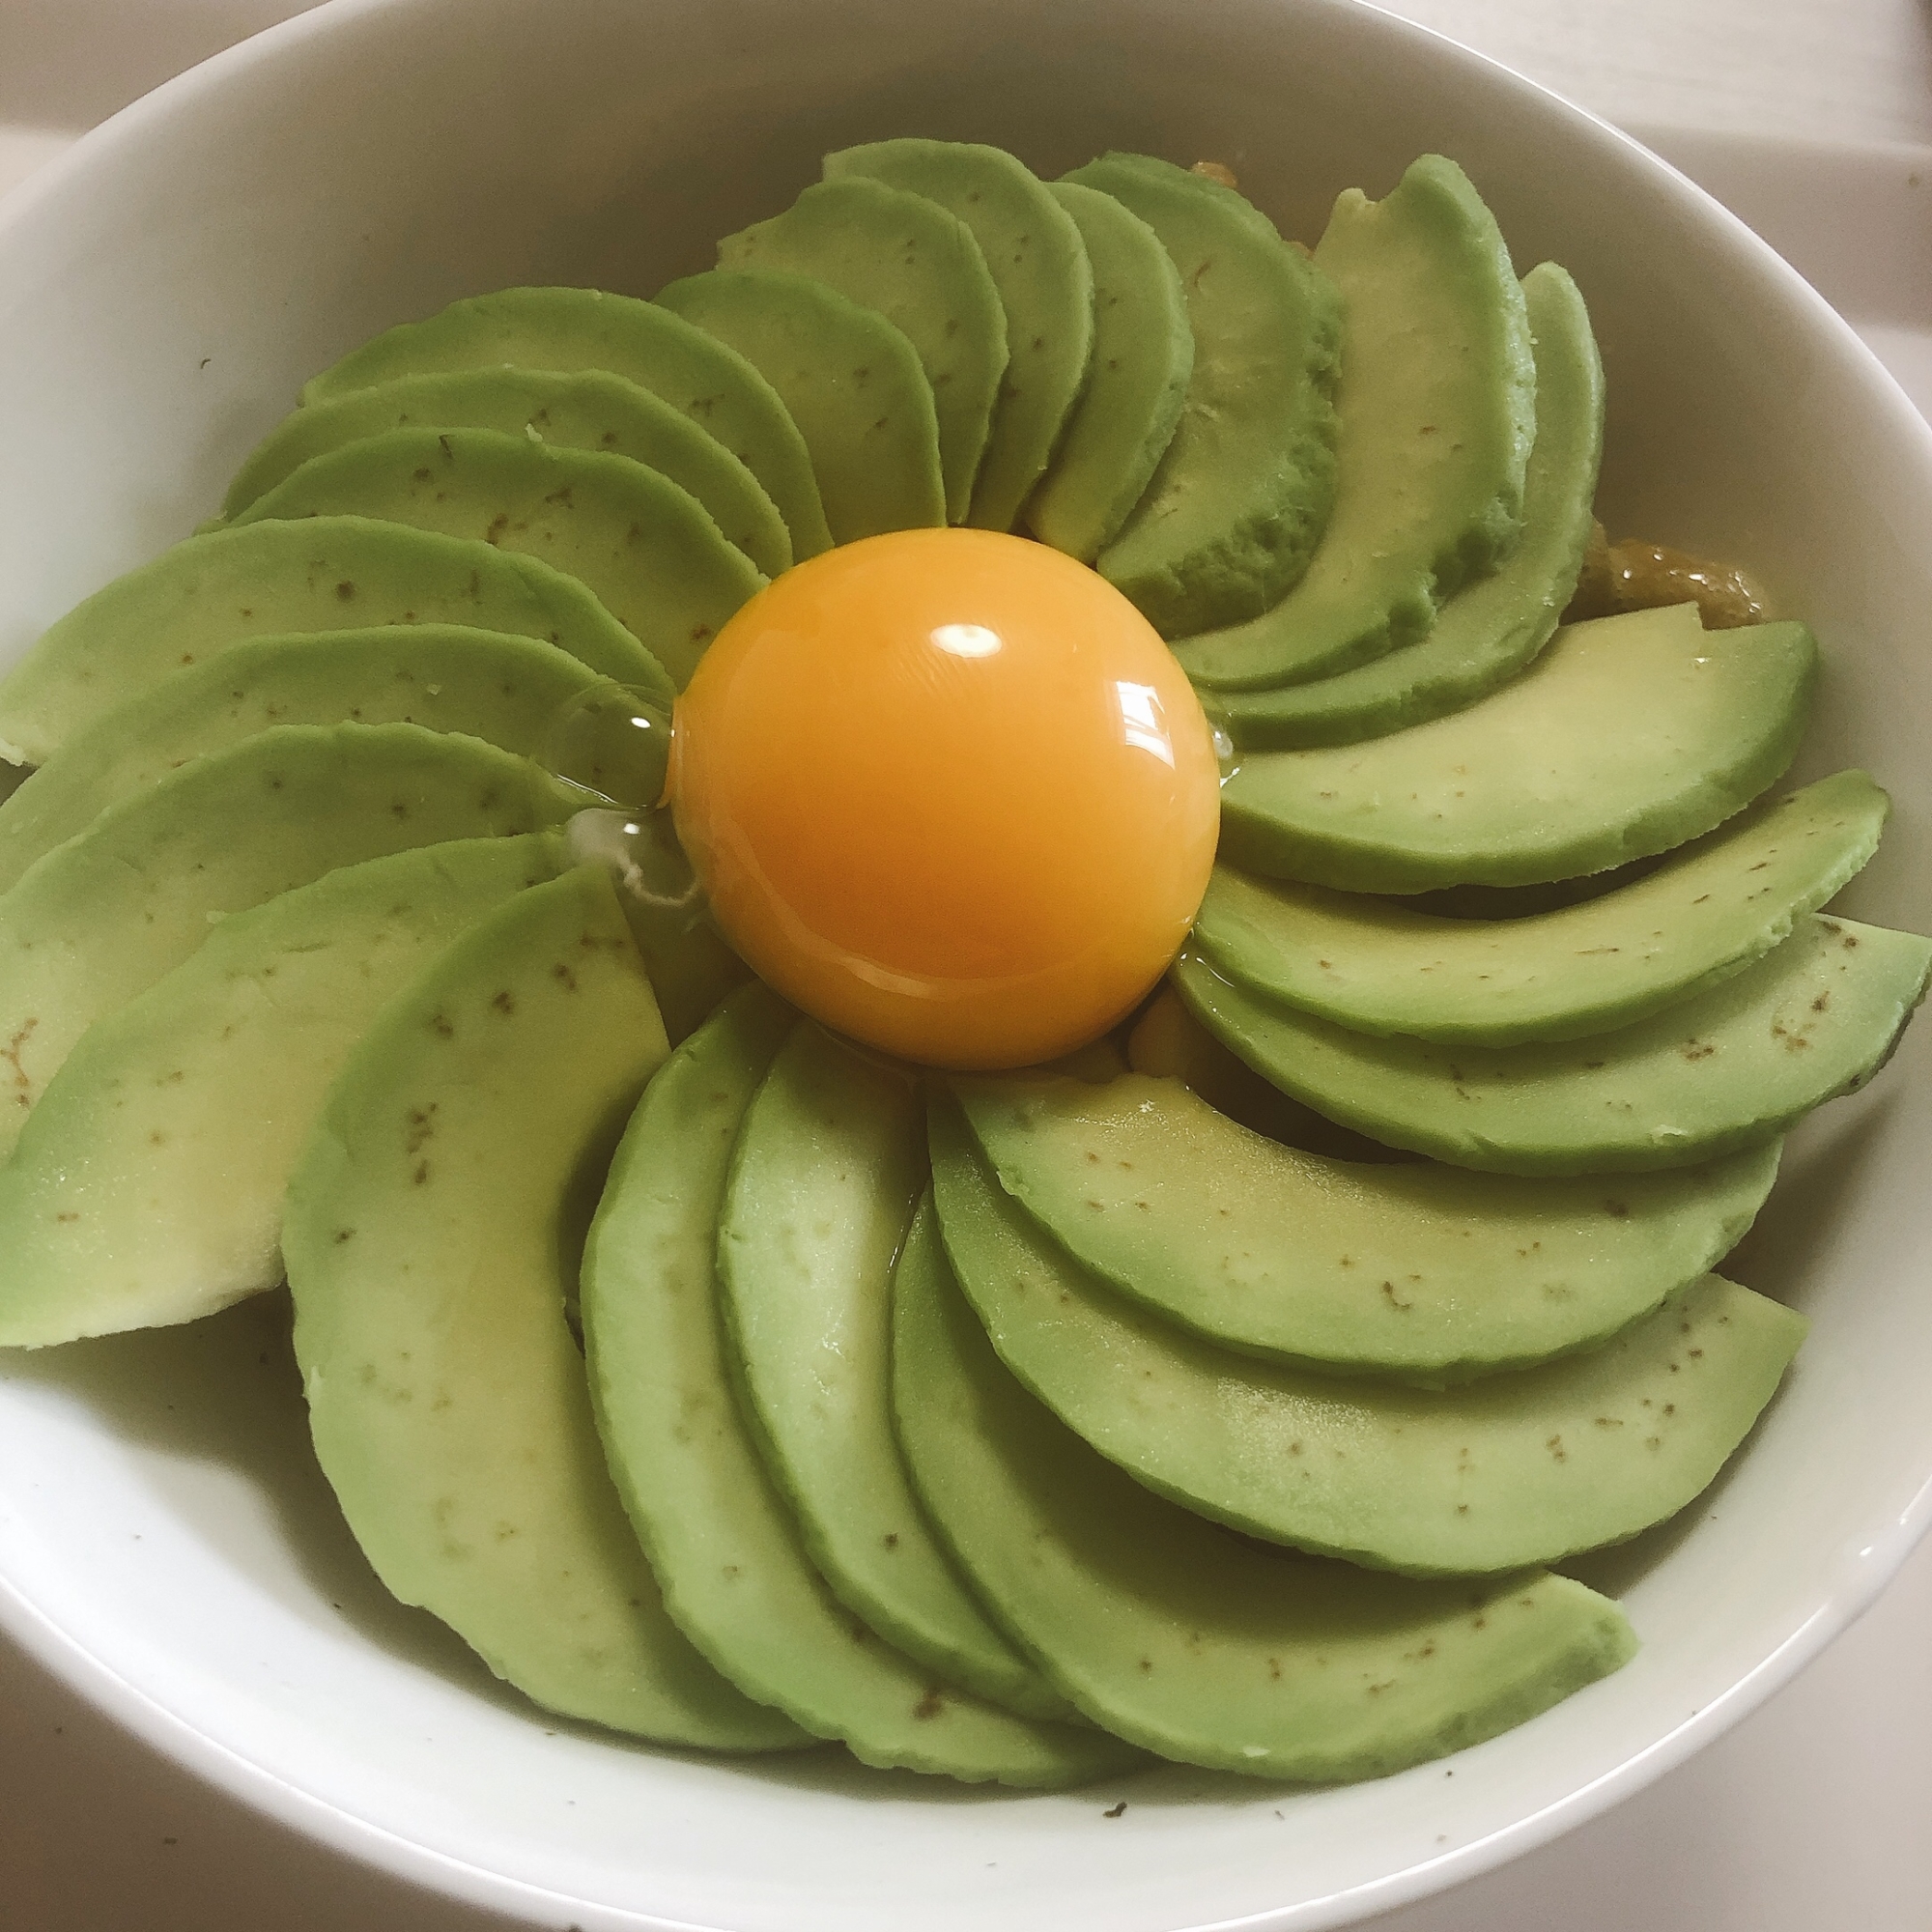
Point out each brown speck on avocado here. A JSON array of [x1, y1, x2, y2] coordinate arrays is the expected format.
[[429, 1012, 455, 1038], [412, 1160, 430, 1185], [1812, 993, 1831, 1011], [335, 581, 356, 601], [883, 1533, 899, 1549], [412, 467, 433, 483], [553, 963, 579, 991], [1103, 1802, 1126, 1818], [333, 1229, 354, 1244], [492, 991, 517, 1016], [911, 1688, 946, 1721], [438, 433, 454, 459]]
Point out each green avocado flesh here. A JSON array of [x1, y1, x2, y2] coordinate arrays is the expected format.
[[930, 1099, 1806, 1576], [222, 367, 791, 578], [1026, 181, 1192, 563], [719, 177, 1009, 526], [656, 269, 946, 542], [719, 1021, 1069, 1718], [581, 988, 1130, 1783], [1196, 771, 1890, 1047], [0, 722, 572, 1164], [1219, 604, 1818, 893], [0, 836, 559, 1349], [0, 627, 606, 895], [1175, 156, 1535, 692], [0, 517, 660, 767], [1222, 260, 1602, 750], [894, 1201, 1637, 1776], [826, 140, 1094, 533], [231, 428, 762, 690], [1069, 153, 1341, 639], [298, 285, 832, 560], [955, 1074, 1779, 1380], [1176, 912, 1932, 1176], [285, 868, 790, 1745]]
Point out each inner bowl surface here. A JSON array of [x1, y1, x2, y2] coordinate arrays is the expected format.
[[1, 1, 1930, 1927]]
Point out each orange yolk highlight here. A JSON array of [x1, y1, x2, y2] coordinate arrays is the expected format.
[[668, 527, 1222, 1070]]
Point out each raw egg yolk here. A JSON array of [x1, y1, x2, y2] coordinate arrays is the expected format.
[[668, 527, 1221, 1070]]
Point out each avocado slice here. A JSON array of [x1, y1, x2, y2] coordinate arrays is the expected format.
[[1125, 981, 1405, 1160], [718, 1020, 1069, 1719], [1024, 181, 1192, 563], [0, 517, 661, 767], [0, 721, 574, 1162], [283, 867, 796, 1745], [1174, 911, 1932, 1176], [221, 367, 791, 578], [954, 1072, 1778, 1380], [1222, 260, 1603, 750], [1066, 153, 1340, 639], [826, 140, 1094, 533], [582, 987, 1134, 1783], [231, 428, 762, 689], [1197, 770, 1890, 1047], [0, 834, 560, 1349], [893, 1198, 1638, 1776], [0, 626, 606, 895], [1219, 604, 1817, 893], [298, 285, 832, 559], [929, 1096, 1807, 1576], [1175, 156, 1535, 691], [719, 177, 1008, 524], [656, 268, 946, 542]]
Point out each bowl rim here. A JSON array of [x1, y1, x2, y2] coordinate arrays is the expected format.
[[2, 0, 1931, 1926]]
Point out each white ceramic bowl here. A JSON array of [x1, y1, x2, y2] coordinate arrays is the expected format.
[[3, 1, 1931, 1926]]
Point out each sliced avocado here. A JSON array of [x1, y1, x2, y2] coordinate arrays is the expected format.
[[582, 988, 1133, 1784], [0, 721, 574, 1162], [298, 285, 832, 559], [894, 1199, 1637, 1777], [656, 269, 945, 541], [1025, 182, 1192, 563], [284, 868, 794, 1745], [1197, 770, 1890, 1046], [718, 1021, 1069, 1719], [930, 1097, 1807, 1577], [1222, 260, 1602, 749], [0, 517, 660, 767], [1125, 981, 1405, 1161], [231, 428, 760, 689], [0, 835, 560, 1349], [1174, 912, 1932, 1175], [1175, 156, 1535, 691], [1219, 605, 1817, 893], [221, 368, 791, 577], [718, 177, 1008, 524], [1066, 153, 1340, 638], [955, 1072, 1778, 1380], [0, 626, 606, 895], [826, 140, 1094, 532]]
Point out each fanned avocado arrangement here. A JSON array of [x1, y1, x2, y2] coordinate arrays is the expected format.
[[0, 134, 1924, 1799]]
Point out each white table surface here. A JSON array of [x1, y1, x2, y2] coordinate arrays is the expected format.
[[1, 3, 1929, 1927]]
